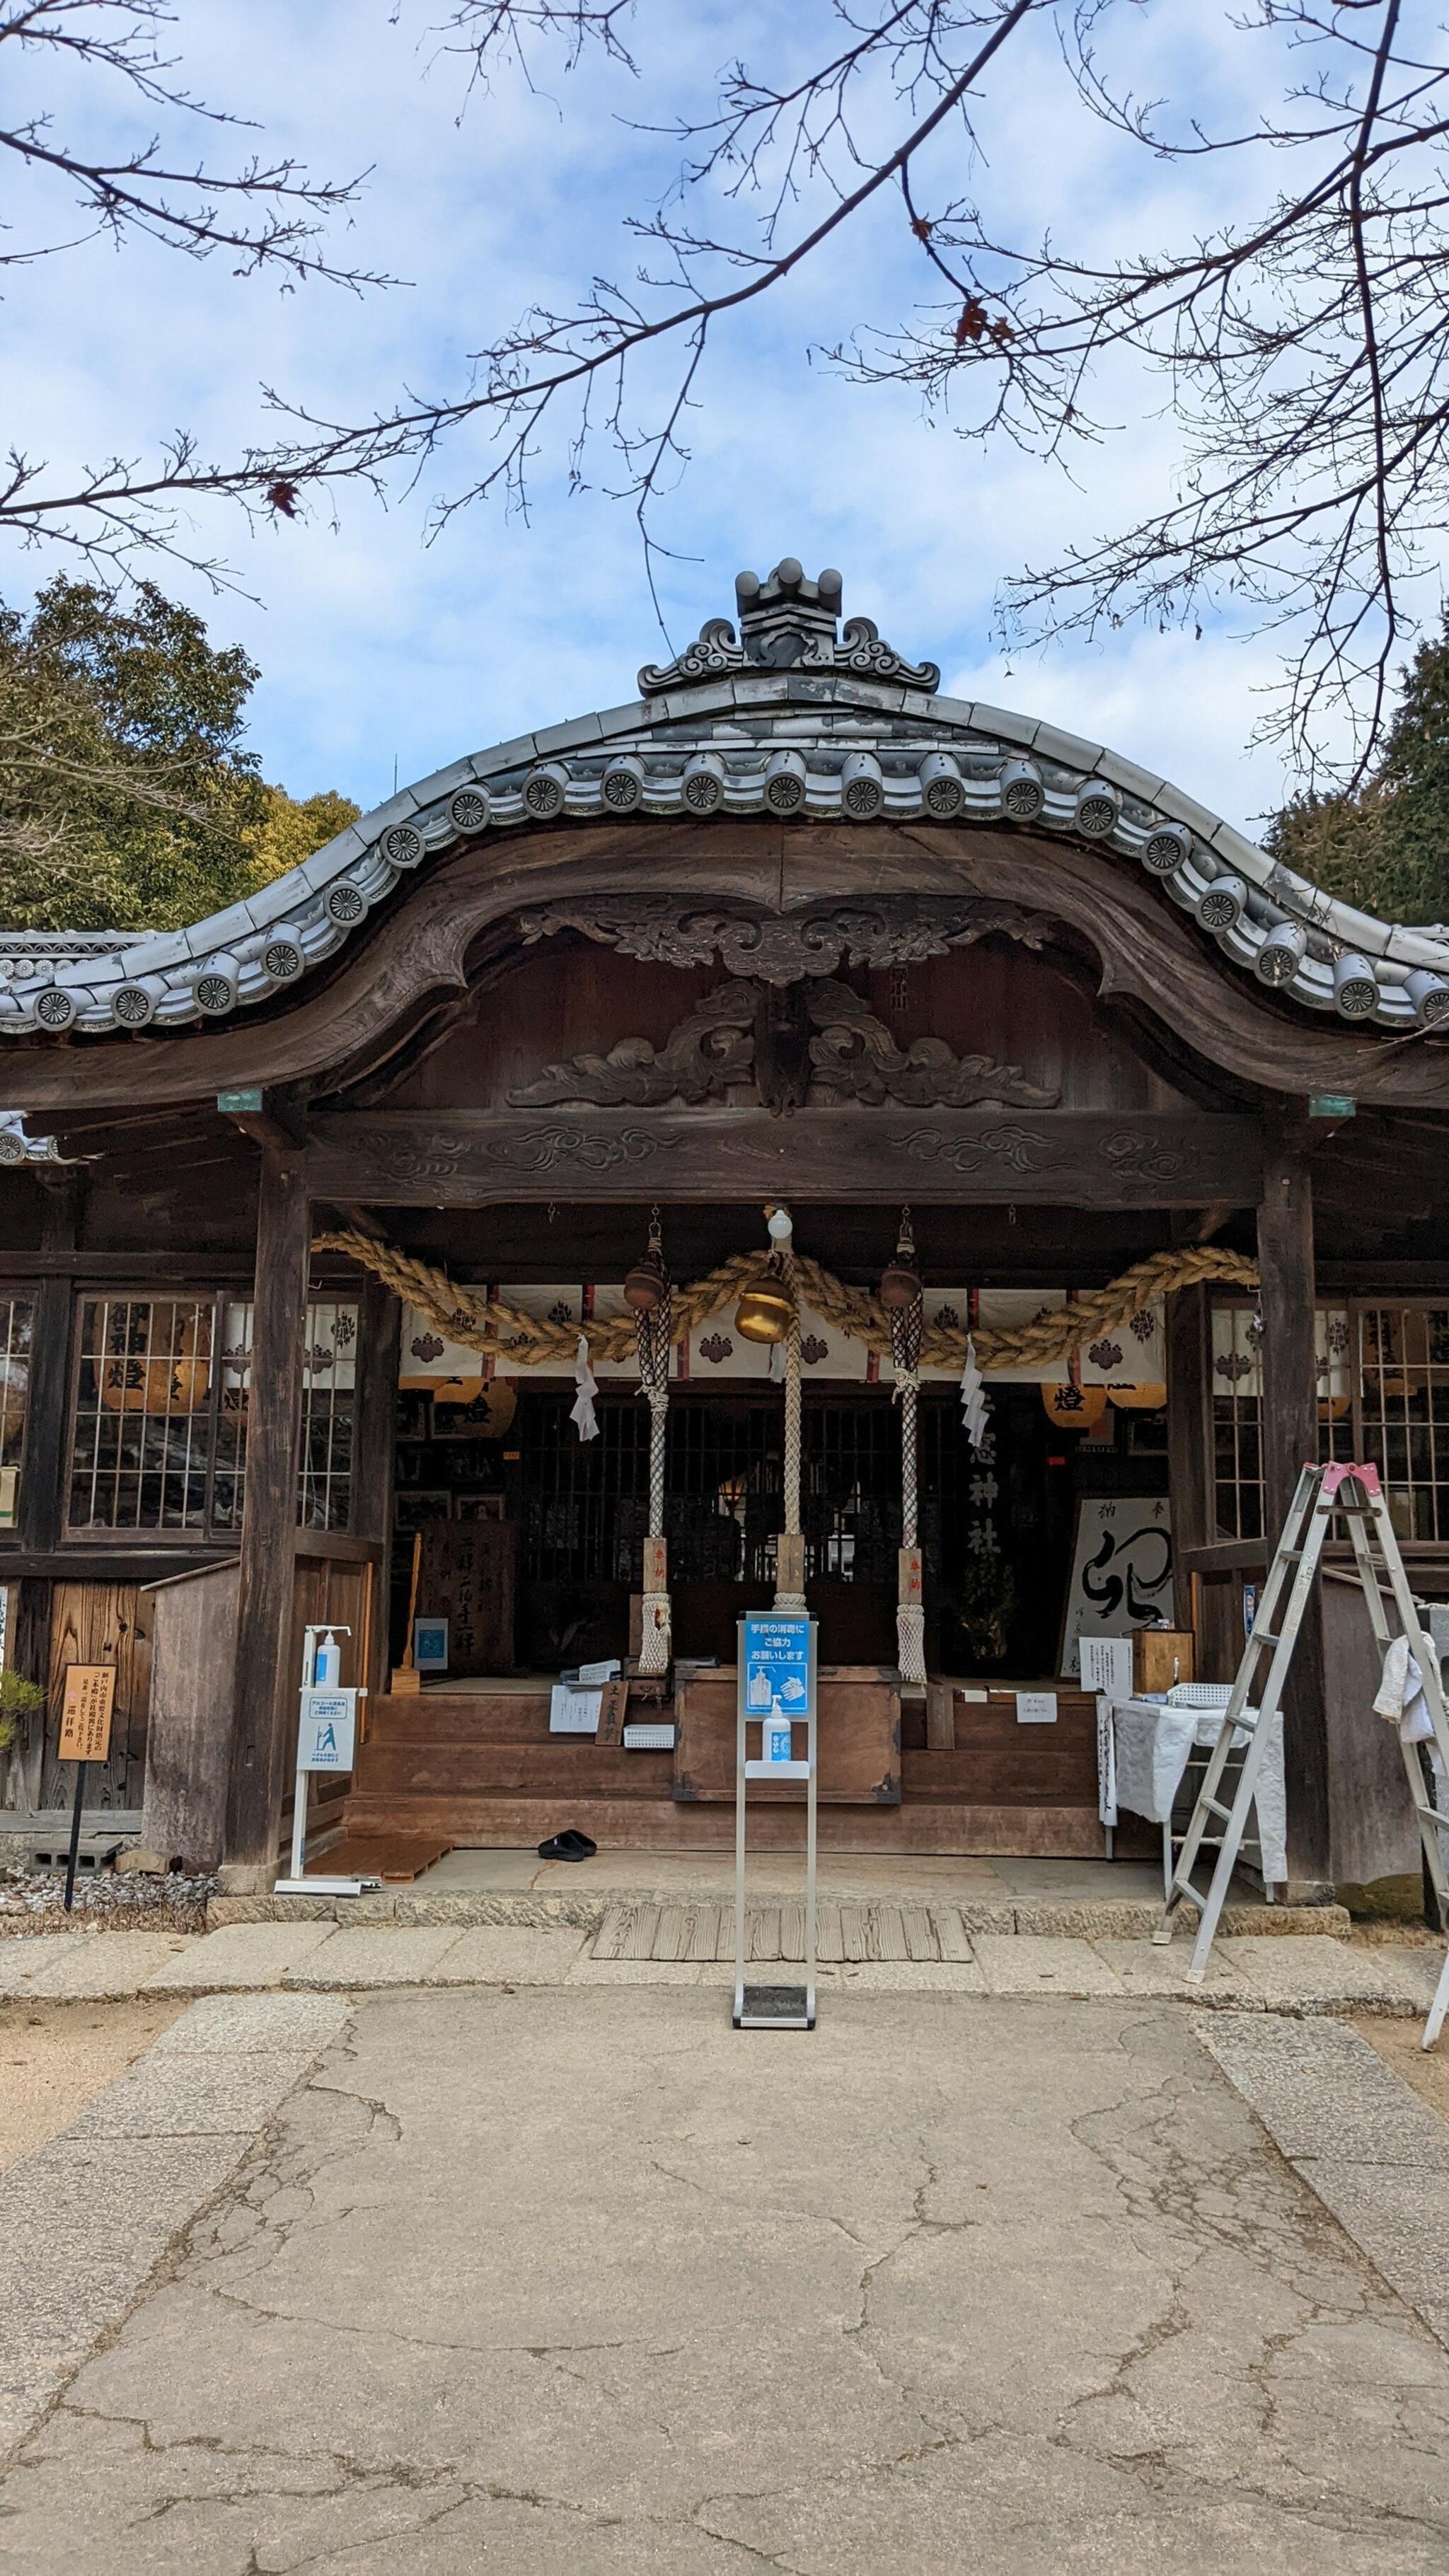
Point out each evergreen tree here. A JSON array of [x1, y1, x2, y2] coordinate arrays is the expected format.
[[1267, 620, 1449, 928], [0, 579, 358, 931]]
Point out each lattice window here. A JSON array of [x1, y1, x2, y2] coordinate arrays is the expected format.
[[70, 1297, 219, 1532], [299, 1302, 358, 1530], [68, 1294, 357, 1538], [516, 1391, 961, 1590], [1357, 1303, 1449, 1540], [0, 1293, 34, 1530], [1213, 1300, 1398, 1540]]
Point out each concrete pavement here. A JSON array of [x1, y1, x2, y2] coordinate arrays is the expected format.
[[2, 1987, 1449, 2570]]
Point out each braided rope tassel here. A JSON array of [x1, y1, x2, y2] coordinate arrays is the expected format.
[[889, 1236, 928, 1689], [774, 1252, 808, 1613], [636, 1278, 672, 1675]]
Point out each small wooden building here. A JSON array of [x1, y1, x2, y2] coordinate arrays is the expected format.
[[4, 557, 1449, 1900]]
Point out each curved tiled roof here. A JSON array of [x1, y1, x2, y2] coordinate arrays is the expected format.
[[3, 557, 1447, 1041]]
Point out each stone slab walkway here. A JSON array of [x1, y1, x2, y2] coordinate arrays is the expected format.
[[4, 1917, 1445, 2011], [0, 1991, 348, 2458], [1203, 2014, 1449, 2352]]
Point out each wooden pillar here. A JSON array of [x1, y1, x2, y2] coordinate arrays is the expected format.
[[10, 1174, 84, 1809], [222, 1149, 308, 1885], [1257, 1144, 1332, 1896], [350, 1272, 400, 1699], [350, 1274, 399, 1542], [1165, 1282, 1211, 1631], [21, 1170, 86, 1558]]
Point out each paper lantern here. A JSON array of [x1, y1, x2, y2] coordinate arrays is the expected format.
[[1107, 1382, 1167, 1411], [1041, 1383, 1107, 1429], [100, 1356, 210, 1415]]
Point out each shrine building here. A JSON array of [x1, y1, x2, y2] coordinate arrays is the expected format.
[[3, 557, 1449, 1903]]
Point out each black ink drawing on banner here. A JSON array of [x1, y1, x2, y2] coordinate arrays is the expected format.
[[1058, 1496, 1173, 1678]]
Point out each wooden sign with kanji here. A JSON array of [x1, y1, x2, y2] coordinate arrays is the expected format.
[[58, 1665, 116, 1764]]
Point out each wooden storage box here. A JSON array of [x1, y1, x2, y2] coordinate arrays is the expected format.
[[1132, 1628, 1196, 1694]]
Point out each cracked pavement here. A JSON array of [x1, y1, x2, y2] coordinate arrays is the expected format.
[[3, 1989, 1449, 2572]]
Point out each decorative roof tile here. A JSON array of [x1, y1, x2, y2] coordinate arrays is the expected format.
[[0, 558, 1445, 1041]]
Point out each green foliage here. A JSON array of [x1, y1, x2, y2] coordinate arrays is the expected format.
[[248, 784, 360, 886], [0, 1665, 44, 1753], [0, 578, 357, 932], [1266, 619, 1449, 928]]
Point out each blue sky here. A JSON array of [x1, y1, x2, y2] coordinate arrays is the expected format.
[[3, 1, 1399, 834]]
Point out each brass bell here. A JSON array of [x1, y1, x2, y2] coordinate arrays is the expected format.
[[734, 1278, 793, 1344]]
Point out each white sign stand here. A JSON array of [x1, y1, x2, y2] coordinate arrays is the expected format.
[[274, 1624, 381, 1897], [734, 1614, 817, 2030]]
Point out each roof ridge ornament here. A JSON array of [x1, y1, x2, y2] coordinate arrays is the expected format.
[[637, 556, 941, 694]]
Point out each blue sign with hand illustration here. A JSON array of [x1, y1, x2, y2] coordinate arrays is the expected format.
[[299, 1687, 357, 1771], [742, 1614, 815, 1721]]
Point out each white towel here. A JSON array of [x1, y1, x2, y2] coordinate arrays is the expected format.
[[1373, 1634, 1433, 1745]]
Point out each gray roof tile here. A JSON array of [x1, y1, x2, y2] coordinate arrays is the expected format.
[[3, 561, 1445, 1041]]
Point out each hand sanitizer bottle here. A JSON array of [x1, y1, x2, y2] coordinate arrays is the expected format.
[[315, 1629, 341, 1687]]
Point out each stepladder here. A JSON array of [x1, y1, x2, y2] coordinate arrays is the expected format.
[[1154, 1462, 1449, 1992]]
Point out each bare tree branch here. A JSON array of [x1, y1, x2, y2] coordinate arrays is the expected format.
[[5, 1, 1448, 778], [0, 1, 386, 282]]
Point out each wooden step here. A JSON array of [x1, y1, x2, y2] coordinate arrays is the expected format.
[[339, 1791, 1109, 1854], [309, 1833, 454, 1883], [352, 1743, 674, 1798], [901, 1748, 1098, 1804], [368, 1716, 558, 1748], [366, 1695, 556, 1743]]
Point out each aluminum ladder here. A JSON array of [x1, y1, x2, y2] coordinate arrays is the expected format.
[[1154, 1462, 1449, 1988]]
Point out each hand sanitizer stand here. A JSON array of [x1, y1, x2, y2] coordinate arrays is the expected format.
[[274, 1625, 381, 1898], [734, 1612, 817, 2030]]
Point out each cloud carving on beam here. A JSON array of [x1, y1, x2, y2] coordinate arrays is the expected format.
[[507, 979, 1059, 1116]]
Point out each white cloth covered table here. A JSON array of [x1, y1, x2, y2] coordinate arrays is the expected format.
[[1097, 1694, 1287, 1888]]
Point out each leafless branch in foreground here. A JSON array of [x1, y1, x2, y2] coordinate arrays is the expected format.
[[7, 2, 1449, 778], [0, 2, 385, 282]]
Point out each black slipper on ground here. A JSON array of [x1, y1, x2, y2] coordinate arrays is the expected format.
[[537, 1830, 597, 1862]]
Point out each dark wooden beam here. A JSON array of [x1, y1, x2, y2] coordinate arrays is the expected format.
[[330, 1201, 388, 1240], [222, 1148, 309, 1885], [0, 1252, 257, 1282], [1165, 1283, 1212, 1629], [302, 1107, 1264, 1209], [216, 1086, 308, 1153], [1257, 1143, 1332, 1897], [0, 1549, 229, 1583]]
